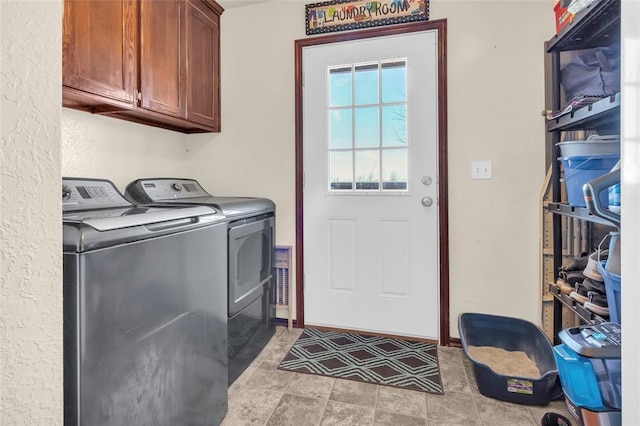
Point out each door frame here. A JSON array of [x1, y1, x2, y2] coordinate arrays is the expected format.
[[294, 19, 450, 345]]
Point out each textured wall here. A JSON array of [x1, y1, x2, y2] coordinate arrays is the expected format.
[[1, 1, 64, 424]]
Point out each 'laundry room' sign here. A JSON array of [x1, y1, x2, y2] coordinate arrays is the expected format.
[[305, 0, 429, 35]]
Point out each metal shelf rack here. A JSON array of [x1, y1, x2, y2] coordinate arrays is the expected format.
[[543, 0, 620, 343]]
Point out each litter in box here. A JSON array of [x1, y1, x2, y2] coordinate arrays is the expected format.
[[468, 346, 541, 378]]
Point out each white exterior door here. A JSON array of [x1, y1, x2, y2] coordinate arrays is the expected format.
[[303, 31, 440, 340]]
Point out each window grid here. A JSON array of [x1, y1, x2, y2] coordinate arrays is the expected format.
[[327, 59, 409, 193]]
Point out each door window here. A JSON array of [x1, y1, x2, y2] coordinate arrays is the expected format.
[[328, 60, 409, 192]]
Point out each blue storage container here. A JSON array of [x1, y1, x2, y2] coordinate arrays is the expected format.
[[553, 344, 622, 411], [458, 313, 561, 405], [598, 261, 622, 324], [558, 154, 620, 207]]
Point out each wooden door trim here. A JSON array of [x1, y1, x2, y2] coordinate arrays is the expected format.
[[294, 19, 451, 346]]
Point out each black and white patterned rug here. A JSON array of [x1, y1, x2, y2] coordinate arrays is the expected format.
[[277, 328, 443, 394]]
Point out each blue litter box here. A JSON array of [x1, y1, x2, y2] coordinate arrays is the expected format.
[[458, 313, 561, 405]]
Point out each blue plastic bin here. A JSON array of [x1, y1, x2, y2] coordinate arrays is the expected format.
[[458, 313, 561, 405], [598, 261, 621, 324], [558, 154, 620, 207], [553, 344, 622, 411]]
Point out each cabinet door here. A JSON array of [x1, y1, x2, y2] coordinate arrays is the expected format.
[[186, 0, 222, 130], [62, 0, 137, 107], [139, 0, 186, 117]]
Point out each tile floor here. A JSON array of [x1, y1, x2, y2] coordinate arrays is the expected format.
[[222, 326, 573, 426]]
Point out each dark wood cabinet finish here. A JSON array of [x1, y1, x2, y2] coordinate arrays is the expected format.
[[140, 0, 186, 118], [62, 0, 223, 133], [186, 0, 221, 129], [62, 0, 137, 111]]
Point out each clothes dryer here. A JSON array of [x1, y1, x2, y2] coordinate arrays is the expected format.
[[125, 178, 276, 385], [63, 178, 228, 425]]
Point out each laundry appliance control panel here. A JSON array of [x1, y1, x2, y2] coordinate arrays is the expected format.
[[62, 178, 131, 211], [134, 179, 210, 200], [559, 322, 621, 359]]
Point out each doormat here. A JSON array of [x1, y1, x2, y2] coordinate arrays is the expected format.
[[277, 328, 443, 394]]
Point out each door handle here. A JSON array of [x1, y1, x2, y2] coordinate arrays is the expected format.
[[421, 196, 434, 207]]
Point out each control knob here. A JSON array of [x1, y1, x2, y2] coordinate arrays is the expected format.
[[171, 183, 183, 191], [62, 185, 71, 200]]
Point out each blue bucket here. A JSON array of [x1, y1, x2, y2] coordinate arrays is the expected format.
[[597, 261, 621, 324], [558, 154, 620, 207]]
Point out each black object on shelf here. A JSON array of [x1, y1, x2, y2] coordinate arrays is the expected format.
[[546, 93, 620, 132], [546, 0, 620, 53], [548, 284, 607, 325]]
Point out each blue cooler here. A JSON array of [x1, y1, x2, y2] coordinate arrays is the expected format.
[[554, 323, 621, 426]]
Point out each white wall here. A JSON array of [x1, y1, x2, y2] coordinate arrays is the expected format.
[[197, 0, 554, 335], [1, 1, 63, 424], [433, 0, 552, 335], [62, 110, 190, 191]]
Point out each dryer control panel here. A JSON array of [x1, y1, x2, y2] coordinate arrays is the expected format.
[[128, 178, 211, 201]]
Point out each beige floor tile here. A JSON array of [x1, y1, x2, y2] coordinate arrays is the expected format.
[[376, 386, 427, 418], [428, 421, 482, 426], [222, 387, 283, 425], [244, 361, 295, 392], [261, 340, 296, 364], [233, 362, 260, 387], [228, 380, 242, 401], [473, 393, 537, 426], [437, 346, 463, 362], [266, 393, 327, 426], [286, 373, 336, 400], [320, 401, 375, 426], [438, 350, 472, 394], [461, 356, 481, 395], [329, 379, 378, 408], [256, 339, 281, 362], [426, 392, 481, 425], [374, 410, 427, 426], [279, 328, 304, 345]]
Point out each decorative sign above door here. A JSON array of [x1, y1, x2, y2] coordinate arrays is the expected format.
[[305, 0, 429, 35]]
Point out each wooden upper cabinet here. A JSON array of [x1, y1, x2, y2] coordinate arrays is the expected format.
[[62, 0, 137, 110], [186, 0, 222, 130], [62, 0, 223, 133], [139, 0, 186, 118]]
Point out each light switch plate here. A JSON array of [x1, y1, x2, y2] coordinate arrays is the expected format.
[[471, 161, 492, 180]]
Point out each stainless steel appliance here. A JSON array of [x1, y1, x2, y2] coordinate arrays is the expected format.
[[124, 178, 276, 385], [63, 178, 228, 425]]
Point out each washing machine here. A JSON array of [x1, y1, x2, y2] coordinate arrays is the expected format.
[[125, 178, 277, 385], [63, 178, 228, 426]]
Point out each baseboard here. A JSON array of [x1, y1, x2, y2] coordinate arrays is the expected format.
[[449, 337, 462, 348]]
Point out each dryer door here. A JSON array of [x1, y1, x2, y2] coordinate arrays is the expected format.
[[228, 216, 275, 317]]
